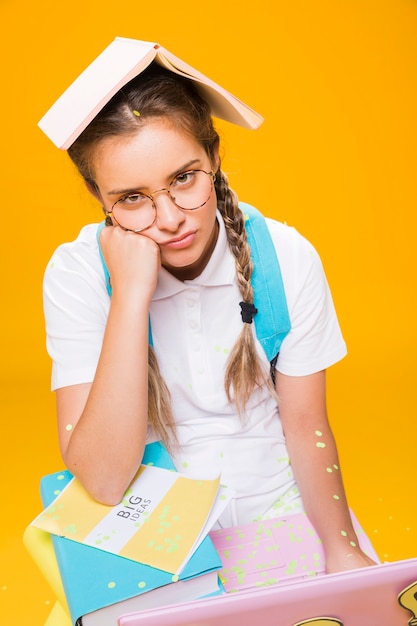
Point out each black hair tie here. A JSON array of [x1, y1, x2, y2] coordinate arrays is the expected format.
[[239, 301, 258, 324]]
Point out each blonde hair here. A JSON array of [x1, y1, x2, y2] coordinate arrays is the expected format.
[[68, 64, 274, 450]]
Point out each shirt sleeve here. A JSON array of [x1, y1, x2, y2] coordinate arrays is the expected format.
[[266, 219, 347, 377], [43, 225, 110, 390]]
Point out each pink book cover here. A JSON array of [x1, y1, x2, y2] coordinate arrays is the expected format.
[[208, 511, 380, 593], [38, 37, 264, 150]]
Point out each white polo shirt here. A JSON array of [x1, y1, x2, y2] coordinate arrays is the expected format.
[[43, 210, 347, 526]]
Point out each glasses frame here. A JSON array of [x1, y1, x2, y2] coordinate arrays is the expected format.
[[105, 169, 216, 234]]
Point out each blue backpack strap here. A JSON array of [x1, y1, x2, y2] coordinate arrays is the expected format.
[[96, 221, 154, 347], [96, 221, 111, 294], [240, 202, 291, 364]]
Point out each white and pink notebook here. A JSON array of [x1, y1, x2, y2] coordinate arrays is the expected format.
[[207, 511, 379, 592]]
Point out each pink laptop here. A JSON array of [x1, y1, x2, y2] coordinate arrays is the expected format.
[[118, 557, 417, 626]]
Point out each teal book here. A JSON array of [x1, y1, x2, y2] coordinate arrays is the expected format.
[[41, 442, 222, 626]]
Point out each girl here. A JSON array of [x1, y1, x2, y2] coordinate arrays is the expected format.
[[42, 39, 375, 574]]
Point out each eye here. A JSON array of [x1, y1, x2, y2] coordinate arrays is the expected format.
[[116, 192, 148, 210], [172, 170, 198, 188]]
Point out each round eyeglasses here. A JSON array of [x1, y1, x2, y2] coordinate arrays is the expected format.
[[105, 169, 216, 233]]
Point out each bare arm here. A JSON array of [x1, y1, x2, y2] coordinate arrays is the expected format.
[[56, 226, 160, 505], [276, 369, 376, 573]]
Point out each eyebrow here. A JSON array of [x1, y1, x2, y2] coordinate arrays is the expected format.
[[106, 158, 204, 197]]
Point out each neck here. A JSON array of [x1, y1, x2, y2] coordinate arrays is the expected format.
[[163, 219, 219, 281]]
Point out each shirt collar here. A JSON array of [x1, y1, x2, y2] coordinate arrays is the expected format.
[[152, 211, 236, 300]]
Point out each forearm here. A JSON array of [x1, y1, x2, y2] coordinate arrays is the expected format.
[[285, 426, 361, 560], [277, 370, 376, 572], [59, 293, 150, 504]]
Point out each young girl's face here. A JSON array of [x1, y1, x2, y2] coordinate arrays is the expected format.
[[92, 118, 219, 280]]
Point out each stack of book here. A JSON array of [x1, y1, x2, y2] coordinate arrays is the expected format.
[[26, 442, 226, 626]]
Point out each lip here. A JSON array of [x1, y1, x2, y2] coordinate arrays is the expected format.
[[159, 231, 197, 249]]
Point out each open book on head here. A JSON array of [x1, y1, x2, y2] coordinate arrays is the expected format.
[[38, 37, 264, 150]]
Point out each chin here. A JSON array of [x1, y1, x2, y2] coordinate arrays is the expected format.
[[162, 252, 198, 269]]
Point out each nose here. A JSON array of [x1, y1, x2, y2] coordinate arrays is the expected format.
[[153, 189, 185, 232]]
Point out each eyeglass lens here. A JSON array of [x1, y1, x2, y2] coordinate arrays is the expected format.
[[110, 170, 214, 233]]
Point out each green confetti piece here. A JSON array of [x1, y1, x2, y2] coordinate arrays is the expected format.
[[286, 559, 298, 574], [64, 524, 77, 535]]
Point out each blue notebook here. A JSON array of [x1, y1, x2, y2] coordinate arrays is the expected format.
[[41, 442, 222, 626]]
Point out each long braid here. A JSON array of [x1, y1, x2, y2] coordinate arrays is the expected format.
[[216, 170, 275, 414], [147, 346, 178, 451]]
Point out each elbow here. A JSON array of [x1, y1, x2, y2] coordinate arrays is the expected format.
[[81, 479, 129, 507], [65, 461, 132, 507], [63, 446, 144, 507], [80, 479, 130, 506], [93, 490, 124, 507]]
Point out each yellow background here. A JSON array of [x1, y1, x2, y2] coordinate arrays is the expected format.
[[1, 0, 416, 623]]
